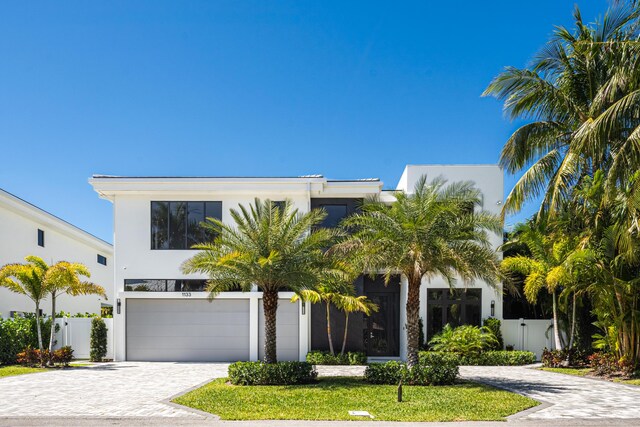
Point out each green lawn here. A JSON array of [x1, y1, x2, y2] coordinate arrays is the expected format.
[[0, 365, 45, 378], [614, 378, 640, 386], [540, 367, 591, 377], [173, 377, 538, 422]]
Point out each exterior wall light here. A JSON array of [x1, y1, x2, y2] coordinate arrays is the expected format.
[[301, 301, 306, 315], [117, 298, 121, 315], [490, 300, 495, 317]]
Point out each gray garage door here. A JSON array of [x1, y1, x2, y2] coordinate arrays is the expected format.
[[259, 299, 300, 361], [126, 299, 250, 362]]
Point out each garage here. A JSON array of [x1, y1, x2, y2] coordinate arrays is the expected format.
[[126, 299, 250, 362]]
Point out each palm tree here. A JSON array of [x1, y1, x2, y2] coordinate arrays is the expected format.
[[335, 293, 377, 356], [483, 3, 640, 218], [338, 176, 501, 367], [0, 256, 50, 350], [501, 222, 578, 350], [182, 199, 334, 363], [45, 261, 106, 352]]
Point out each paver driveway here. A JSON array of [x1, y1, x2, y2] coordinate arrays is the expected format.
[[0, 362, 229, 418], [460, 365, 640, 420]]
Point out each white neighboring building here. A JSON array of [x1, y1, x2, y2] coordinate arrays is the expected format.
[[0, 188, 113, 318], [91, 164, 506, 363]]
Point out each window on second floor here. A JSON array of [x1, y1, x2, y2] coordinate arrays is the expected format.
[[151, 201, 222, 250], [97, 254, 107, 266], [310, 198, 361, 230], [37, 229, 45, 247]]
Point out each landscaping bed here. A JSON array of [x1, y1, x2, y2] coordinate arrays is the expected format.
[[173, 376, 538, 421], [539, 367, 640, 386]]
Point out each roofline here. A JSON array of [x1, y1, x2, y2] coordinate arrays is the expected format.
[[403, 164, 502, 168], [0, 188, 112, 252], [91, 175, 325, 179]]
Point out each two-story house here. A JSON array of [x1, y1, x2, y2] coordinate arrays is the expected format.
[[90, 164, 503, 362]]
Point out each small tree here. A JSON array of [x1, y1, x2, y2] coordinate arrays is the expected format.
[[90, 317, 107, 362]]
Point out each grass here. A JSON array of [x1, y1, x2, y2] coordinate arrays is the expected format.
[[173, 377, 538, 422], [0, 365, 46, 378], [540, 367, 591, 377], [614, 378, 640, 386]]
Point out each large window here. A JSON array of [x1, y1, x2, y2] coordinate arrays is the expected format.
[[124, 279, 208, 292], [426, 288, 482, 340], [310, 198, 361, 229], [151, 201, 222, 249]]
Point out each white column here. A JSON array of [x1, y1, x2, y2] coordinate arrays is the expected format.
[[399, 276, 408, 361], [115, 293, 126, 361], [249, 297, 259, 361], [298, 300, 309, 361]]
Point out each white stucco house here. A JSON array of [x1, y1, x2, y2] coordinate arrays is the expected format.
[[90, 164, 512, 362], [0, 189, 113, 318]]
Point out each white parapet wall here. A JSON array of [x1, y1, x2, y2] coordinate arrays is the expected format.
[[502, 318, 555, 360]]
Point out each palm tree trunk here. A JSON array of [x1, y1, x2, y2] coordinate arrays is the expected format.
[[406, 275, 421, 368], [326, 301, 335, 356], [340, 312, 350, 356], [552, 290, 562, 350], [262, 289, 279, 364], [34, 302, 43, 351], [568, 292, 576, 349], [49, 293, 57, 353]]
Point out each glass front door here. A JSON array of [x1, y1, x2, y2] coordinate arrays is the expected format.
[[364, 292, 400, 357]]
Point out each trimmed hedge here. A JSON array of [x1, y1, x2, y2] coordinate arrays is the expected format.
[[228, 361, 318, 385], [306, 351, 367, 365], [365, 355, 459, 386], [419, 350, 536, 366], [90, 317, 108, 362]]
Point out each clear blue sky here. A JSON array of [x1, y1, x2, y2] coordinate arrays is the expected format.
[[0, 1, 607, 243]]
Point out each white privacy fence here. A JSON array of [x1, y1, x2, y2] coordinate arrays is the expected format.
[[502, 318, 556, 360], [53, 317, 113, 360]]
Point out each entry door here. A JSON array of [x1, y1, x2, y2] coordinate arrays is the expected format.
[[364, 292, 399, 357]]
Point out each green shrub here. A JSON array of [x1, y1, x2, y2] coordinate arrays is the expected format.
[[419, 350, 535, 366], [0, 317, 54, 365], [483, 317, 504, 350], [542, 348, 591, 368], [306, 351, 367, 365], [90, 317, 108, 362], [428, 324, 498, 356], [364, 358, 459, 386], [228, 361, 318, 385]]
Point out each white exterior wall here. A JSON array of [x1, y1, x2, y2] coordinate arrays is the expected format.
[[397, 165, 505, 347], [0, 191, 113, 318]]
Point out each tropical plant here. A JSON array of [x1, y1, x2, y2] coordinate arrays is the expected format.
[[484, 2, 640, 218], [182, 199, 334, 363], [501, 222, 577, 350], [90, 317, 108, 362], [338, 176, 501, 367], [428, 324, 498, 357], [44, 261, 106, 352], [0, 256, 51, 351], [335, 293, 378, 356]]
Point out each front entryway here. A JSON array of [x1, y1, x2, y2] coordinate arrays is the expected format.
[[363, 275, 400, 357]]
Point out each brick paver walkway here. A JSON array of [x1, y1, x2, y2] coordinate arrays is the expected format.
[[0, 362, 228, 417], [460, 365, 640, 419]]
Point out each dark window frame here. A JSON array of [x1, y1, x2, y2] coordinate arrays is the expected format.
[[37, 229, 45, 247], [426, 288, 482, 340], [151, 201, 222, 250], [97, 254, 107, 266], [310, 198, 362, 230]]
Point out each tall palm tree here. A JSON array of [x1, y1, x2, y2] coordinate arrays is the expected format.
[[182, 199, 334, 363], [338, 176, 501, 367], [0, 256, 50, 350], [45, 261, 106, 352], [501, 222, 578, 350], [483, 2, 640, 218]]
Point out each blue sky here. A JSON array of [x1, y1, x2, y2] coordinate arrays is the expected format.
[[0, 1, 606, 243]]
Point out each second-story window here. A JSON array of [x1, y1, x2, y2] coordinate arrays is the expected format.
[[151, 201, 222, 250], [37, 229, 45, 247]]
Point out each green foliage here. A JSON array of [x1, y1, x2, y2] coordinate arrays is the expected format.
[[483, 318, 504, 350], [306, 351, 367, 365], [421, 351, 535, 366], [228, 361, 317, 385], [90, 317, 108, 362], [587, 352, 633, 376], [0, 317, 54, 365], [541, 348, 591, 368], [428, 324, 498, 356], [364, 359, 459, 386]]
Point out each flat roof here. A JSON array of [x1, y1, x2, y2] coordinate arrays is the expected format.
[[92, 174, 379, 182]]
